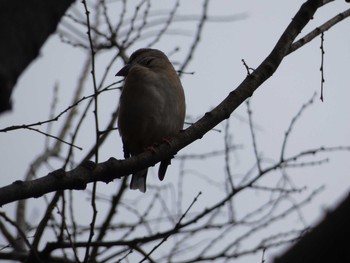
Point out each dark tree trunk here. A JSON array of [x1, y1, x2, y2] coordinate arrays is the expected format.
[[0, 0, 74, 114]]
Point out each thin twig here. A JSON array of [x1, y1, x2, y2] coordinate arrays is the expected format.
[[246, 100, 262, 173], [139, 192, 202, 262], [288, 8, 350, 55], [319, 32, 325, 101], [280, 93, 317, 162], [178, 0, 209, 75], [81, 0, 100, 261]]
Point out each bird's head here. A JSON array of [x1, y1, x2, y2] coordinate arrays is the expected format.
[[115, 48, 169, 77]]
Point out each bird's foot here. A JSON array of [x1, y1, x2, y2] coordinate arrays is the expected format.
[[161, 137, 173, 147], [145, 145, 157, 154]]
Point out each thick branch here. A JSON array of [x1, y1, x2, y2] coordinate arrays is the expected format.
[[0, 0, 324, 206]]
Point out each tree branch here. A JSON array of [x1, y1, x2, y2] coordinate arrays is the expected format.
[[0, 0, 325, 206]]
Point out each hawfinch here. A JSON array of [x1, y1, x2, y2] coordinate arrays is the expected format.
[[116, 48, 186, 192]]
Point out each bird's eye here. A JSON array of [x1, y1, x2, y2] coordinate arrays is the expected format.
[[140, 57, 154, 66]]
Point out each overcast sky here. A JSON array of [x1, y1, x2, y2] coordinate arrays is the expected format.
[[1, 1, 350, 262]]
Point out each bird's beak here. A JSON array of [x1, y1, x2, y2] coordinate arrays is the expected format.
[[115, 64, 131, 77]]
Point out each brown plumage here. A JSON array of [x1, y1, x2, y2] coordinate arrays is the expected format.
[[116, 48, 186, 192]]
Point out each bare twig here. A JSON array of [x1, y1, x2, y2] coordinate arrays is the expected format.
[[139, 192, 202, 262], [319, 32, 325, 101], [288, 8, 350, 54], [280, 93, 317, 162], [178, 0, 209, 75], [81, 0, 100, 261], [246, 100, 262, 173]]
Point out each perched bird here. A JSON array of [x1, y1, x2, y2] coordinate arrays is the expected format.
[[116, 48, 186, 192]]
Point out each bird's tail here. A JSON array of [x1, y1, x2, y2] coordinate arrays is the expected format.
[[130, 169, 148, 193], [158, 159, 171, 181]]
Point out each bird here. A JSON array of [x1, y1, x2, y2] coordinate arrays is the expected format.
[[116, 48, 186, 193]]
